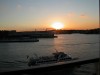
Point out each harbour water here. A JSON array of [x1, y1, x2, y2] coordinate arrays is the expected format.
[[0, 34, 99, 72]]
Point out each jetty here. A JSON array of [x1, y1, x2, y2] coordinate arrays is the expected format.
[[0, 30, 57, 39]]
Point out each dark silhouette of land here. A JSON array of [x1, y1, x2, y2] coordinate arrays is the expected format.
[[54, 28, 100, 34], [0, 30, 56, 40], [0, 28, 99, 40]]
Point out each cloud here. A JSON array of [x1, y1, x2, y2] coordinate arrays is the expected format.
[[16, 4, 22, 10], [17, 4, 21, 8], [67, 12, 75, 17], [80, 14, 88, 18]]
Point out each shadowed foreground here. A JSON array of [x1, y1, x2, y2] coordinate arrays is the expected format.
[[0, 57, 99, 75]]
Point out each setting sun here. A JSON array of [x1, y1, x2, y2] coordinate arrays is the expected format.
[[52, 22, 64, 30]]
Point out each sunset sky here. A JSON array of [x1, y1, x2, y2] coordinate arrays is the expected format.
[[0, 0, 99, 31]]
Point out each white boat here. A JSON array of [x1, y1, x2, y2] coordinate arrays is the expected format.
[[27, 51, 77, 66]]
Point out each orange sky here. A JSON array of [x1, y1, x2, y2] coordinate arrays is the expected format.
[[0, 0, 99, 31]]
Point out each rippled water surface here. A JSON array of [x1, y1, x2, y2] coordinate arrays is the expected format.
[[0, 34, 99, 72]]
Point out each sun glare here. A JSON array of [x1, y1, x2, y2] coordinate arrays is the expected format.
[[52, 22, 64, 30]]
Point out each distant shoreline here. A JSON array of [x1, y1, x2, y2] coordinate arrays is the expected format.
[[54, 28, 100, 34], [0, 28, 99, 40]]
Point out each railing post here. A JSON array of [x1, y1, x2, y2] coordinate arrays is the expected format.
[[95, 62, 99, 75]]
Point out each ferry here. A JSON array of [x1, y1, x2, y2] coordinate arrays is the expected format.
[[27, 51, 77, 66]]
